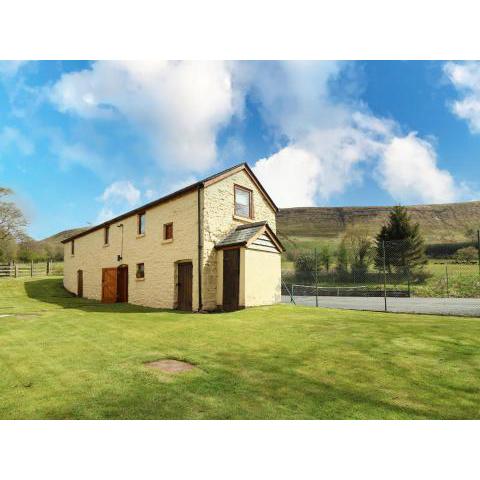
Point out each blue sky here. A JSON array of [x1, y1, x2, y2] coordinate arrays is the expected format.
[[1, 60, 480, 239]]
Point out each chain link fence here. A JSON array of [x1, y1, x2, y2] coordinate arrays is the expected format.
[[282, 238, 480, 316]]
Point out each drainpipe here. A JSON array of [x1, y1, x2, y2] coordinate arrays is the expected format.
[[117, 223, 124, 261], [197, 186, 203, 311]]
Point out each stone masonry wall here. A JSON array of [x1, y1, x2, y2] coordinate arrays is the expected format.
[[63, 190, 199, 309], [201, 170, 277, 310]]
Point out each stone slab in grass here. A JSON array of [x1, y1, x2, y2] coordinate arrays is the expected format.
[[145, 359, 197, 374]]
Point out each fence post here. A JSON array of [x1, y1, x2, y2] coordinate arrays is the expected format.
[[382, 241, 387, 312], [46, 259, 50, 276], [314, 248, 318, 307], [30, 260, 33, 277], [14, 264, 18, 278], [445, 264, 449, 297], [282, 279, 295, 305], [477, 229, 480, 277], [407, 268, 411, 297]]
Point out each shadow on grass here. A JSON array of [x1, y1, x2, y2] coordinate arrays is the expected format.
[[24, 278, 190, 315]]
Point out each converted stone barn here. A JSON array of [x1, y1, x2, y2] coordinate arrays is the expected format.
[[62, 163, 284, 311]]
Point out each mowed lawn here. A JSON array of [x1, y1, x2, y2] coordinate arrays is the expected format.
[[1, 278, 480, 419]]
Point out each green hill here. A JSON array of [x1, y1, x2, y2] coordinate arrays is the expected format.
[[36, 201, 480, 261], [36, 227, 88, 260], [277, 200, 480, 255]]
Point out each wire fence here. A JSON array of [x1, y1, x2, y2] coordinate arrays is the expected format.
[[282, 238, 480, 315]]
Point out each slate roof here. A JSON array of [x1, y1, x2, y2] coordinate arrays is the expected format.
[[215, 221, 284, 251], [62, 162, 278, 244], [216, 222, 267, 248]]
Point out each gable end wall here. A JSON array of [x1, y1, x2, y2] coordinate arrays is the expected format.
[[202, 170, 277, 310]]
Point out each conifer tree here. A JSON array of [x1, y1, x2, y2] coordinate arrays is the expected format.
[[374, 205, 427, 274]]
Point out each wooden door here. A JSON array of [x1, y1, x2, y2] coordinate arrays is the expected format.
[[223, 249, 240, 311], [102, 267, 117, 303], [177, 262, 193, 311], [77, 270, 83, 297], [117, 265, 128, 303]]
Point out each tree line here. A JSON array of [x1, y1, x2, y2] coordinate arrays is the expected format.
[[294, 205, 429, 280], [0, 188, 63, 263]]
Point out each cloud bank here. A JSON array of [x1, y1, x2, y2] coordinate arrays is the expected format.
[[47, 61, 468, 208], [50, 61, 240, 172], [248, 62, 464, 206]]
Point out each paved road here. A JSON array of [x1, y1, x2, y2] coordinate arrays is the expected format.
[[281, 295, 480, 317]]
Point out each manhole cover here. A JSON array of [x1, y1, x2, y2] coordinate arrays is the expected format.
[[145, 359, 197, 373]]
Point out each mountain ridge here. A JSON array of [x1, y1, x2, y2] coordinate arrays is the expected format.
[[277, 200, 480, 244]]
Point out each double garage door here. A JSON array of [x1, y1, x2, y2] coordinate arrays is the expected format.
[[101, 266, 128, 303]]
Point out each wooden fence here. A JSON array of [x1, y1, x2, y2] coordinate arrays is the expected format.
[[0, 261, 63, 278]]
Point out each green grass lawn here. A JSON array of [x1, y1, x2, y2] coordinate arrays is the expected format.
[[1, 277, 480, 419]]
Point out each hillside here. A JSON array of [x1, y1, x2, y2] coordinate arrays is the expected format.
[[277, 200, 480, 251], [37, 227, 89, 259], [37, 201, 480, 261], [39, 227, 88, 245]]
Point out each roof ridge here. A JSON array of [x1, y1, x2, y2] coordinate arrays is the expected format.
[[236, 221, 267, 230], [62, 162, 250, 244]]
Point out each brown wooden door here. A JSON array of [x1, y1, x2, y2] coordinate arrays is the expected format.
[[77, 270, 83, 297], [102, 267, 117, 303], [117, 265, 128, 303], [177, 262, 193, 311], [223, 249, 240, 311]]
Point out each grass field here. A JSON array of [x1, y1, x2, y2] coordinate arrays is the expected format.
[[1, 277, 480, 419]]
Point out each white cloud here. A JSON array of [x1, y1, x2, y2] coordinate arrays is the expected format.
[[0, 126, 35, 156], [49, 61, 240, 172], [144, 189, 158, 201], [46, 60, 469, 207], [0, 61, 27, 78], [96, 180, 141, 223], [96, 206, 115, 224], [253, 147, 321, 206], [250, 62, 467, 206], [376, 133, 462, 204], [51, 140, 106, 172], [100, 181, 141, 206], [254, 118, 387, 207], [444, 61, 480, 133]]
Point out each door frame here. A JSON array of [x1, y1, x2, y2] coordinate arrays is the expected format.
[[177, 261, 193, 311], [117, 264, 128, 303], [222, 248, 240, 311], [77, 269, 83, 297]]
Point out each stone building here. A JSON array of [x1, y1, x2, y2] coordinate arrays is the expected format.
[[62, 163, 284, 311]]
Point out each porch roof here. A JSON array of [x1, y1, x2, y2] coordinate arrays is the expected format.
[[215, 221, 285, 252]]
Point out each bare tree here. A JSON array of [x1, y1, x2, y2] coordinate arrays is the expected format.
[[0, 188, 27, 241]]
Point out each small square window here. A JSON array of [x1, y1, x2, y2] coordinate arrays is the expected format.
[[234, 185, 253, 219], [104, 226, 109, 245], [138, 213, 145, 235], [136, 263, 145, 279], [164, 222, 173, 240]]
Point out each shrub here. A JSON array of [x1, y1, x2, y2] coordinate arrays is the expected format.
[[454, 246, 478, 264]]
